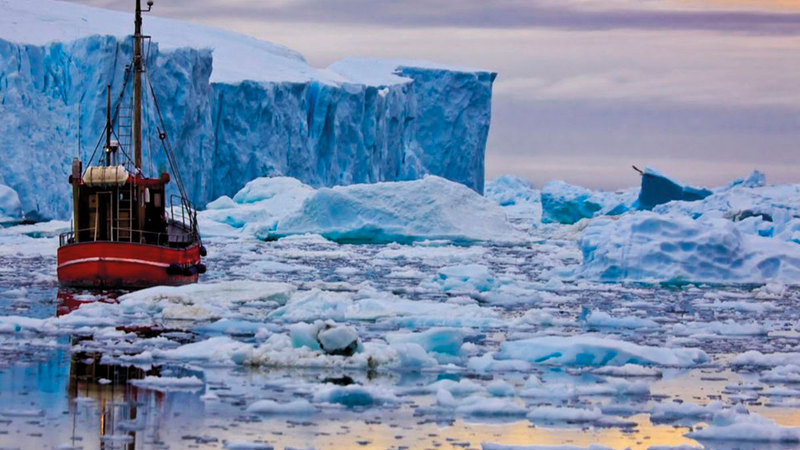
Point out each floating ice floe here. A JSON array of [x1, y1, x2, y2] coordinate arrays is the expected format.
[[130, 376, 205, 392], [427, 378, 485, 397], [251, 176, 527, 245], [486, 379, 515, 397], [686, 408, 800, 443], [731, 351, 800, 367], [579, 211, 800, 285], [582, 309, 658, 330], [526, 405, 603, 424], [245, 399, 317, 415], [760, 364, 800, 383], [671, 320, 768, 337], [455, 396, 527, 418], [117, 281, 296, 321], [313, 384, 399, 407], [376, 243, 489, 265], [386, 327, 466, 356], [269, 287, 501, 329], [541, 180, 635, 225], [519, 378, 649, 399], [498, 335, 708, 367], [152, 336, 252, 364], [436, 264, 496, 293], [650, 400, 733, 423]]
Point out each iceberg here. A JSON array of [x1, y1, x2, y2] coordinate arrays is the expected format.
[[199, 177, 314, 235], [255, 176, 526, 245], [635, 167, 712, 210], [653, 182, 800, 243], [0, 0, 495, 219], [497, 335, 708, 367], [578, 211, 800, 284], [541, 180, 635, 225], [485, 175, 542, 221], [0, 184, 23, 224]]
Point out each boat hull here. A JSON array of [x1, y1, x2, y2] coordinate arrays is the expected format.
[[57, 241, 202, 289]]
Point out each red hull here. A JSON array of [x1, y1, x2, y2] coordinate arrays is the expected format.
[[57, 241, 202, 289]]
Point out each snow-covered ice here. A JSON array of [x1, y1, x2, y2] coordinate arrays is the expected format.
[[261, 176, 526, 245], [498, 335, 708, 367], [578, 211, 800, 284]]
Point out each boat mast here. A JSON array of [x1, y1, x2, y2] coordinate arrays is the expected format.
[[133, 0, 144, 172], [133, 0, 153, 171]]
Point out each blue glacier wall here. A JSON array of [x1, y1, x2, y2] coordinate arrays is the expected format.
[[0, 35, 494, 219]]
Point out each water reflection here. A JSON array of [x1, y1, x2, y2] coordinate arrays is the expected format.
[[68, 350, 161, 449], [0, 290, 798, 448], [56, 289, 122, 317]]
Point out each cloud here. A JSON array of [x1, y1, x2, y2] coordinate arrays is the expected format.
[[69, 0, 800, 34]]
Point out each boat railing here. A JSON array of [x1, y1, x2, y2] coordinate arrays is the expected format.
[[169, 195, 195, 231], [59, 227, 195, 248]]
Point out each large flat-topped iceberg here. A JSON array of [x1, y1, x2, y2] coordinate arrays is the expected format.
[[0, 0, 334, 84], [0, 0, 494, 219]]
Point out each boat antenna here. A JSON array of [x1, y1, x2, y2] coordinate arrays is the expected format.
[[77, 103, 81, 160], [133, 0, 154, 173]]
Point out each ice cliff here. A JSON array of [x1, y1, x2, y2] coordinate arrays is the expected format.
[[0, 0, 495, 219]]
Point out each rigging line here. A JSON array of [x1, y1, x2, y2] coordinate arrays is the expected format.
[[145, 72, 189, 205], [84, 66, 132, 171], [143, 39, 193, 219], [144, 76, 154, 175], [109, 128, 136, 168], [143, 36, 180, 189], [143, 37, 155, 176], [144, 64, 201, 241]]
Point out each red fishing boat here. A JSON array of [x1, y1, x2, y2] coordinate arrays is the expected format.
[[58, 0, 205, 289]]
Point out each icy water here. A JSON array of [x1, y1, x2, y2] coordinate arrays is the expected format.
[[1, 224, 799, 449]]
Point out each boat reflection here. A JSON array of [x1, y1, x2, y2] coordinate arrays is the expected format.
[[56, 288, 122, 317], [55, 289, 162, 449], [67, 350, 163, 450]]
